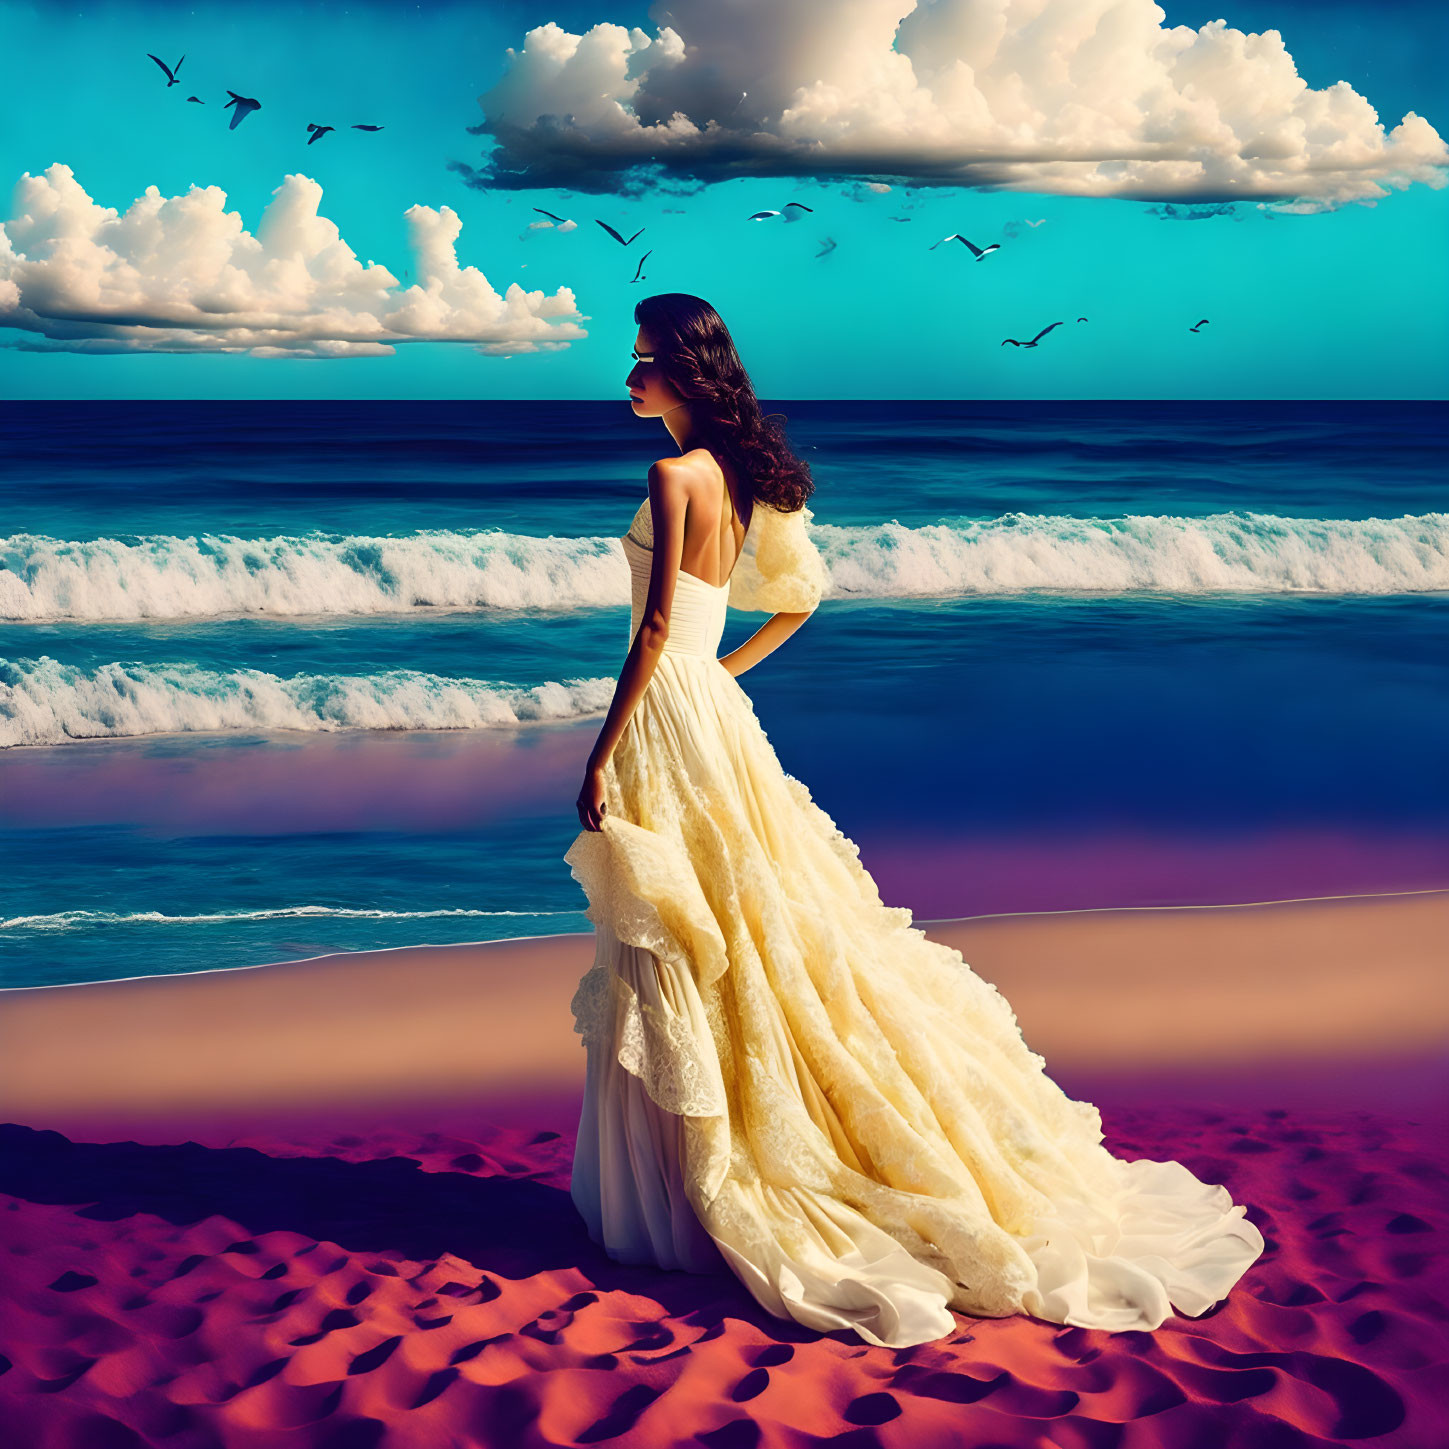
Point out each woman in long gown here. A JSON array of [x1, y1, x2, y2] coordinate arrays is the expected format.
[[565, 293, 1265, 1349]]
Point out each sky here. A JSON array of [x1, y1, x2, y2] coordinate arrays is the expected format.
[[1, 0, 1445, 400]]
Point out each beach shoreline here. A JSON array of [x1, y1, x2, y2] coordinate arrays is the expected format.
[[4, 888, 1445, 1146]]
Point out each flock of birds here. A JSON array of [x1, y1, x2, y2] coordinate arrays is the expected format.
[[535, 211, 663, 282], [147, 50, 1213, 346], [535, 205, 1214, 345], [146, 53, 384, 139], [1003, 318, 1209, 346]]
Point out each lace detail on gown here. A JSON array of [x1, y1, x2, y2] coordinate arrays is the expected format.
[[563, 487, 1265, 1348], [570, 942, 727, 1119], [726, 500, 826, 613]]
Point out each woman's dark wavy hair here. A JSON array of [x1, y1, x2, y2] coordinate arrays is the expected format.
[[633, 293, 814, 513]]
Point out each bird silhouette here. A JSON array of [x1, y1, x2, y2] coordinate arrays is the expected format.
[[306, 123, 335, 144], [1001, 322, 1064, 348], [747, 203, 814, 222], [146, 53, 185, 87], [186, 95, 204, 104], [815, 237, 837, 258], [351, 124, 384, 131], [595, 220, 645, 246], [930, 234, 1000, 259], [629, 249, 653, 283], [1077, 317, 1088, 322], [1189, 318, 1210, 332], [223, 91, 261, 129], [533, 207, 574, 225]]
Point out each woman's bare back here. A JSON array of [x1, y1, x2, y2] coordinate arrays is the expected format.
[[674, 448, 754, 589]]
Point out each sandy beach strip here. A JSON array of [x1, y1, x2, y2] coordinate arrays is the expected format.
[[2, 887, 1445, 1138]]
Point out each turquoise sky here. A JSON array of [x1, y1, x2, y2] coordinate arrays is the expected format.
[[1, 0, 1445, 399]]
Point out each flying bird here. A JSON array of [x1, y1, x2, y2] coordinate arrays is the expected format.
[[815, 237, 837, 259], [1077, 317, 1088, 322], [306, 123, 334, 144], [146, 53, 185, 87], [930, 234, 1000, 259], [629, 249, 653, 283], [186, 96, 204, 104], [533, 207, 574, 225], [747, 203, 815, 222], [223, 91, 261, 129], [1001, 322, 1064, 348], [1189, 318, 1210, 331], [1025, 218, 1046, 228], [595, 220, 645, 246], [351, 124, 384, 131]]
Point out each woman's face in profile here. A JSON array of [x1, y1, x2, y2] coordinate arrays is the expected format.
[[627, 328, 687, 419]]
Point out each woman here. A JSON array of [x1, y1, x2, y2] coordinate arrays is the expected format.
[[565, 293, 1264, 1349]]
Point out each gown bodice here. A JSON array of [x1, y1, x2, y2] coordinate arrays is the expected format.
[[620, 489, 829, 657], [621, 497, 733, 660]]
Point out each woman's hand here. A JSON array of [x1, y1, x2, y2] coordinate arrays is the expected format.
[[576, 762, 608, 832]]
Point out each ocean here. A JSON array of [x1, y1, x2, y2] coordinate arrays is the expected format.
[[2, 399, 1445, 989]]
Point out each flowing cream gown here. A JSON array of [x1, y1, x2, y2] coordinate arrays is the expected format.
[[565, 490, 1265, 1349]]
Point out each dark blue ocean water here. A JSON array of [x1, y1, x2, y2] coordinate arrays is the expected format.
[[1, 400, 1445, 988]]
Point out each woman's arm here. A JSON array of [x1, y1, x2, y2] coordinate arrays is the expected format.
[[719, 609, 814, 676], [584, 461, 688, 776]]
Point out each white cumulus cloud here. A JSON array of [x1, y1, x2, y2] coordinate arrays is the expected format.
[[0, 164, 588, 356], [463, 0, 1448, 211]]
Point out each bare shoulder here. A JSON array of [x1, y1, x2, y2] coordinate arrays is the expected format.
[[651, 452, 713, 483], [649, 450, 735, 524], [646, 457, 691, 517], [647, 456, 691, 489], [670, 446, 739, 499]]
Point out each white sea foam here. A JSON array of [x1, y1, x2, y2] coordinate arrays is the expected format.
[[0, 658, 616, 747], [0, 527, 628, 621], [815, 511, 1449, 598], [2, 512, 1444, 623], [1, 905, 579, 932]]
